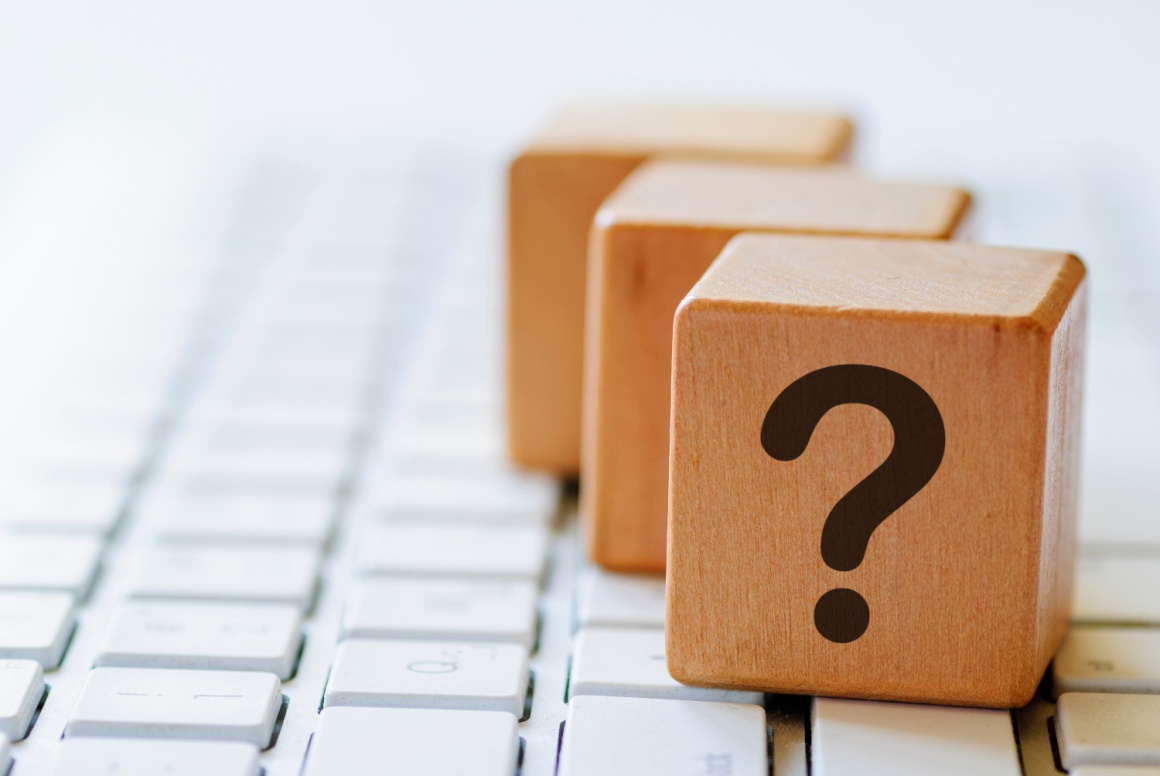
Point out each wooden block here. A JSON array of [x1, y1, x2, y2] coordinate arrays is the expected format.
[[583, 161, 971, 571], [507, 104, 853, 475], [666, 234, 1086, 707]]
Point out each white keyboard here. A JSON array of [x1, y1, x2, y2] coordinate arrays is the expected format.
[[0, 132, 1158, 776]]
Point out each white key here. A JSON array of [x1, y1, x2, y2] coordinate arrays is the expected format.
[[559, 694, 766, 776], [577, 568, 666, 628], [67, 667, 282, 747], [303, 706, 519, 776], [129, 545, 320, 610], [342, 578, 538, 648], [167, 450, 348, 493], [372, 471, 558, 525], [0, 534, 103, 598], [812, 697, 1021, 776], [96, 602, 303, 679], [1075, 555, 1160, 623], [385, 424, 505, 472], [0, 479, 125, 534], [1054, 626, 1160, 695], [52, 738, 261, 776], [0, 734, 9, 775], [31, 434, 147, 484], [569, 626, 762, 704], [151, 492, 335, 545], [359, 523, 548, 580], [1071, 770, 1160, 776], [0, 591, 76, 666], [325, 639, 529, 716], [0, 660, 44, 740], [1056, 692, 1160, 767]]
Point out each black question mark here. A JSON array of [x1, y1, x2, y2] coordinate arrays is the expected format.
[[761, 364, 945, 644]]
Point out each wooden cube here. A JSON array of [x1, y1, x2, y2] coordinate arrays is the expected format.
[[583, 161, 971, 571], [666, 234, 1086, 707], [507, 103, 852, 475]]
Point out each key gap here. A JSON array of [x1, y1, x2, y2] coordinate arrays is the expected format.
[[264, 694, 291, 751], [515, 735, 526, 776], [520, 670, 535, 723], [282, 634, 308, 682], [553, 720, 565, 776], [15, 683, 51, 742], [50, 620, 80, 670], [1046, 715, 1066, 773]]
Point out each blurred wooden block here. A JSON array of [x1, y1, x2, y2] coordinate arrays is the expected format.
[[507, 104, 853, 475], [666, 234, 1086, 707], [583, 161, 971, 571]]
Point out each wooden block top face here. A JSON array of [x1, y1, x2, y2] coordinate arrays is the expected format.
[[666, 235, 1086, 707], [599, 160, 971, 240], [691, 233, 1083, 327], [524, 103, 852, 162]]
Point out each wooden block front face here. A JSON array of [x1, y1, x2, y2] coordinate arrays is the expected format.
[[506, 105, 852, 475], [666, 235, 1086, 707], [582, 161, 971, 571]]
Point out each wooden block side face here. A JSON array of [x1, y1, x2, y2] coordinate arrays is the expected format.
[[1034, 280, 1088, 675], [528, 103, 853, 162], [582, 224, 740, 570], [506, 152, 643, 474], [666, 295, 1078, 707]]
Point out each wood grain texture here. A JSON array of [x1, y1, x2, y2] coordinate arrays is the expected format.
[[582, 161, 971, 571], [665, 234, 1086, 707], [506, 104, 852, 475]]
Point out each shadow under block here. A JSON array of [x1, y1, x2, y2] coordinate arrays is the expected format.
[[506, 103, 853, 475], [666, 234, 1086, 707], [582, 160, 972, 571]]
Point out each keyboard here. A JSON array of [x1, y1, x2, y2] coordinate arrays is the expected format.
[[0, 129, 1159, 776]]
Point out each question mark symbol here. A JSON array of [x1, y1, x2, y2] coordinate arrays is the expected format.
[[761, 364, 945, 644]]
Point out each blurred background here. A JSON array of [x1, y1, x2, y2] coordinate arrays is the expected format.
[[0, 0, 1157, 540]]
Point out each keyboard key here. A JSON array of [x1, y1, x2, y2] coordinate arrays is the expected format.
[[359, 524, 549, 581], [0, 534, 103, 598], [325, 639, 529, 716], [0, 734, 8, 775], [0, 660, 44, 740], [577, 568, 665, 628], [569, 627, 762, 704], [96, 602, 303, 679], [0, 591, 76, 666], [67, 667, 282, 747], [52, 738, 261, 776], [1054, 626, 1160, 695], [559, 694, 766, 776], [151, 492, 335, 545], [342, 578, 538, 648], [302, 706, 519, 776], [166, 449, 348, 494], [1074, 555, 1160, 624], [0, 479, 126, 535], [1070, 769, 1160, 776], [1056, 692, 1160, 767], [129, 545, 320, 610], [372, 471, 559, 525], [384, 424, 506, 472], [811, 697, 1021, 776]]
